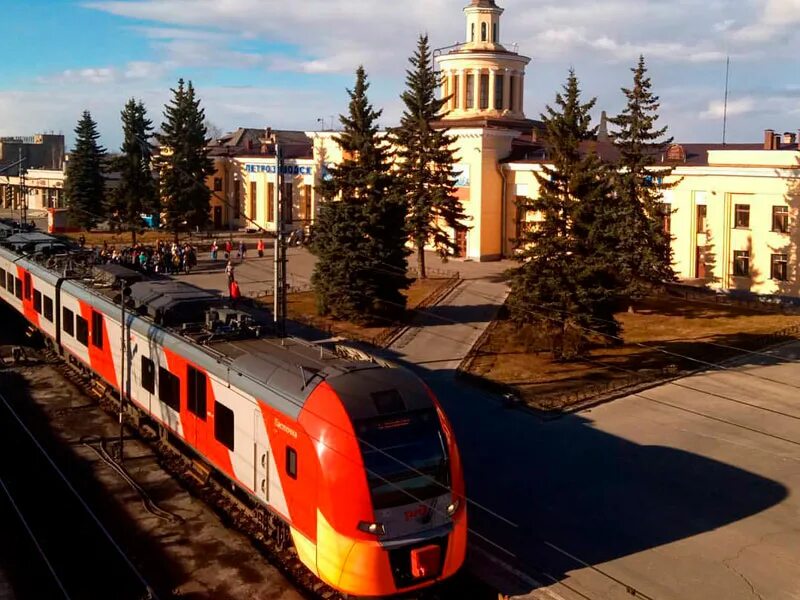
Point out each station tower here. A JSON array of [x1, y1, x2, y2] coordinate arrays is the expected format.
[[435, 0, 531, 125]]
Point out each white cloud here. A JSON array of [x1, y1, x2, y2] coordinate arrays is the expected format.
[[700, 97, 757, 119], [730, 0, 800, 42]]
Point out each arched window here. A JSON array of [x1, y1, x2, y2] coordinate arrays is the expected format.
[[471, 23, 475, 42], [481, 22, 487, 42], [493, 23, 498, 42]]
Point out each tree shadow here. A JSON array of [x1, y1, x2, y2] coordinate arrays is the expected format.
[[774, 156, 800, 297]]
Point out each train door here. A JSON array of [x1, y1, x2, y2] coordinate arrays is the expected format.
[[187, 365, 207, 449], [254, 410, 270, 503]]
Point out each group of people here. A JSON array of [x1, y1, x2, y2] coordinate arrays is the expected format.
[[209, 238, 266, 262], [90, 240, 198, 275]]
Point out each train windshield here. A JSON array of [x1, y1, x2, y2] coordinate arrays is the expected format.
[[356, 409, 450, 510]]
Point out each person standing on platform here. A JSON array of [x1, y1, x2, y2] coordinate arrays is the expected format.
[[225, 260, 235, 286], [239, 240, 247, 261], [257, 238, 265, 258], [225, 239, 232, 260], [229, 278, 241, 308], [210, 240, 218, 261]]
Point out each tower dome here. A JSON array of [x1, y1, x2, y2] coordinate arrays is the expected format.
[[435, 0, 530, 122]]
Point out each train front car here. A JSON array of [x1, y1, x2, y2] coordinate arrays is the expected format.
[[298, 365, 467, 597]]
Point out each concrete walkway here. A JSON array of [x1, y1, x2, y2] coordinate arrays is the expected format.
[[178, 247, 513, 368]]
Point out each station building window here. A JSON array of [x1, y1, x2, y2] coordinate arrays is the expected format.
[[213, 177, 223, 192], [453, 74, 461, 109], [214, 401, 235, 451], [481, 22, 487, 41], [696, 205, 708, 233], [495, 73, 504, 109], [466, 74, 475, 109], [733, 250, 750, 277], [479, 73, 489, 109], [771, 254, 789, 282], [250, 181, 258, 222], [268, 183, 275, 223], [734, 204, 750, 229], [773, 206, 789, 233]]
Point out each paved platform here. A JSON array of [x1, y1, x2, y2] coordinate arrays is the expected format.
[[431, 341, 800, 599]]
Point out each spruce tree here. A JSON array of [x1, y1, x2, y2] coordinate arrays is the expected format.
[[64, 111, 107, 230], [157, 79, 215, 241], [609, 55, 676, 296], [110, 99, 158, 245], [393, 34, 468, 278], [312, 66, 410, 322], [508, 70, 621, 359]]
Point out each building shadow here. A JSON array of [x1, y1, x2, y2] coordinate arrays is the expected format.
[[423, 369, 789, 597]]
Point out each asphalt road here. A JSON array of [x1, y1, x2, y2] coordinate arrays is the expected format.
[[428, 343, 800, 600]]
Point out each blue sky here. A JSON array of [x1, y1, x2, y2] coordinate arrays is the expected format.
[[0, 0, 798, 149]]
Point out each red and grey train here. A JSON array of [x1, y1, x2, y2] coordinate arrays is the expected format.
[[0, 241, 467, 597]]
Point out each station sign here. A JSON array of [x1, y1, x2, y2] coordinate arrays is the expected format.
[[245, 164, 313, 176]]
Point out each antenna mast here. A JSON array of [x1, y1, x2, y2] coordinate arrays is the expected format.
[[722, 56, 731, 146]]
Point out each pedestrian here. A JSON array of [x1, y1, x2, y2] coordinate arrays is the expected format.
[[78, 234, 86, 248], [257, 238, 264, 258], [229, 278, 241, 308], [210, 240, 218, 261], [225, 239, 232, 260], [239, 240, 247, 261], [225, 260, 235, 285]]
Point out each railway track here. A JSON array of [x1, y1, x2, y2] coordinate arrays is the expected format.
[[0, 378, 158, 600]]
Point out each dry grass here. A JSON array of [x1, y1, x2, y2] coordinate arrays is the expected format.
[[468, 296, 800, 410], [263, 277, 454, 344]]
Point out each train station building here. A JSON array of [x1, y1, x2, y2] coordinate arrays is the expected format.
[[204, 0, 800, 297]]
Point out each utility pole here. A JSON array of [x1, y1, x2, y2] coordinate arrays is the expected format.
[[272, 135, 287, 337], [18, 148, 28, 229], [722, 56, 731, 146]]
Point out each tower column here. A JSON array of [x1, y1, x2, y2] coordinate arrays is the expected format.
[[502, 68, 511, 111], [447, 71, 456, 110], [488, 68, 497, 110], [459, 69, 468, 111], [472, 68, 481, 112]]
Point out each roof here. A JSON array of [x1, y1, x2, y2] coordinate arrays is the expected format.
[[503, 140, 779, 167], [208, 128, 313, 159]]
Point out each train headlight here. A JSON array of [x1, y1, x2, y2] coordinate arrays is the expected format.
[[446, 499, 461, 517], [358, 521, 386, 536]]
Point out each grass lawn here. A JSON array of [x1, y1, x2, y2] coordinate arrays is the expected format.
[[466, 296, 800, 411], [263, 277, 453, 345]]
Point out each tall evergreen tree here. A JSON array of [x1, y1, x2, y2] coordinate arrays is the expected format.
[[110, 99, 158, 245], [312, 66, 410, 322], [64, 111, 107, 230], [157, 79, 215, 241], [392, 34, 468, 278], [508, 70, 621, 359], [609, 55, 676, 296]]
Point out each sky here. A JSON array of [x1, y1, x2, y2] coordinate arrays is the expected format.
[[0, 0, 798, 150]]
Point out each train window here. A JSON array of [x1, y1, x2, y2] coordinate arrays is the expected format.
[[7, 273, 13, 292], [33, 290, 42, 314], [214, 401, 234, 451], [91, 311, 103, 349], [187, 366, 207, 420], [0, 268, 5, 289], [371, 390, 406, 415], [14, 278, 22, 300], [63, 308, 74, 336], [286, 447, 298, 480], [43, 296, 54, 322], [76, 316, 89, 347], [23, 273, 32, 301], [158, 367, 180, 412], [141, 357, 155, 394]]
